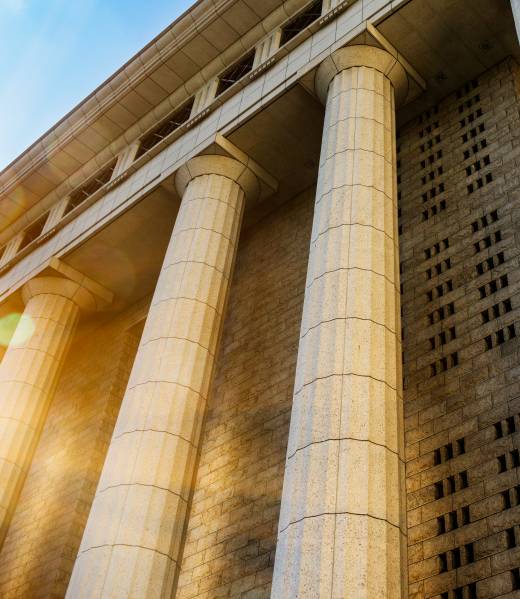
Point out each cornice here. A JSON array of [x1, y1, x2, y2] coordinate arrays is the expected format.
[[0, 0, 249, 196]]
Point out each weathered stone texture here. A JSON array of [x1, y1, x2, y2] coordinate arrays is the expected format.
[[398, 57, 520, 598], [272, 45, 407, 599]]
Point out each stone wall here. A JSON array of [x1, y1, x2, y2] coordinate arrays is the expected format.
[[398, 57, 520, 598]]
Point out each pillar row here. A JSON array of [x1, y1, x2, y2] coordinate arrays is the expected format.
[[271, 45, 409, 598], [66, 155, 259, 599], [0, 276, 98, 546]]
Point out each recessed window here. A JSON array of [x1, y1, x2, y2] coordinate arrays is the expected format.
[[18, 211, 50, 252], [473, 231, 502, 253], [485, 323, 517, 351], [135, 98, 194, 159], [65, 158, 118, 215], [471, 208, 498, 233], [513, 568, 520, 591], [216, 51, 255, 97], [280, 0, 323, 46], [429, 352, 458, 377]]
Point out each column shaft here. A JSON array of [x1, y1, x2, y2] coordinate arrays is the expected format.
[[512, 0, 520, 42], [66, 170, 246, 598], [272, 47, 407, 598], [0, 282, 82, 545]]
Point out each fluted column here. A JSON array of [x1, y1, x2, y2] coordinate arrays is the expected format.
[[512, 0, 520, 41], [0, 276, 98, 546], [271, 45, 409, 598], [66, 155, 259, 598]]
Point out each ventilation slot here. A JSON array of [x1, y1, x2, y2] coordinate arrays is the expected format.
[[471, 208, 498, 233], [475, 251, 505, 275], [424, 238, 449, 259], [478, 274, 509, 299], [428, 302, 455, 325]]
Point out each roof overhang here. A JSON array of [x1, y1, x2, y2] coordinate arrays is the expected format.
[[0, 0, 305, 235]]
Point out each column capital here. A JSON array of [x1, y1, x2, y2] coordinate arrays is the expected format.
[[21, 257, 113, 312], [175, 154, 260, 203], [22, 277, 97, 312], [315, 44, 408, 106]]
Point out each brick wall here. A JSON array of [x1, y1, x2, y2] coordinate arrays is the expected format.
[[398, 57, 520, 598], [0, 302, 146, 598], [175, 186, 314, 599]]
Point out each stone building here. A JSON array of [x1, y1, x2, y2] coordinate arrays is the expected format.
[[0, 0, 519, 597]]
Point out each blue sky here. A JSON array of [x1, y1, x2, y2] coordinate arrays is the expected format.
[[0, 0, 195, 170]]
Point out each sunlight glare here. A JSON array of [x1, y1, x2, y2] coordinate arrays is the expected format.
[[0, 313, 35, 347]]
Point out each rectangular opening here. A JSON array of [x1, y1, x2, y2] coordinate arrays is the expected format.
[[449, 510, 458, 529], [280, 0, 323, 45], [498, 454, 507, 473], [65, 158, 118, 215], [452, 547, 461, 568], [216, 51, 255, 97], [435, 481, 444, 499], [437, 516, 446, 535], [445, 442, 453, 459], [511, 568, 520, 590], [18, 211, 50, 252], [447, 475, 455, 494], [439, 552, 447, 573], [457, 438, 465, 455], [507, 527, 516, 549], [135, 98, 194, 159]]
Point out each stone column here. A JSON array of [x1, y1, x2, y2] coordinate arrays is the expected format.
[[271, 45, 409, 598], [0, 276, 98, 546], [66, 156, 259, 598], [512, 0, 520, 42]]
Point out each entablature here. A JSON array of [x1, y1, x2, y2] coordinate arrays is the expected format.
[[1, 0, 518, 307], [0, 0, 386, 270]]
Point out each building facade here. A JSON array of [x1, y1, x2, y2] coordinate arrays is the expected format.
[[0, 0, 519, 597]]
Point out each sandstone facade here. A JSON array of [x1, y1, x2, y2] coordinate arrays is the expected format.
[[0, 1, 519, 597]]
